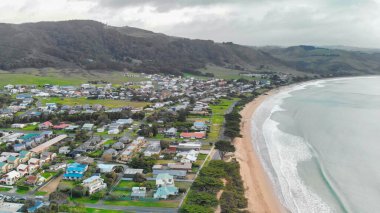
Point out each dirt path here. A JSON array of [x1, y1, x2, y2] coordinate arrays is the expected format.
[[38, 174, 63, 195], [215, 179, 227, 213]]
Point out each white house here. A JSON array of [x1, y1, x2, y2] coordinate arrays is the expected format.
[[156, 173, 174, 187], [3, 170, 21, 185], [82, 176, 107, 194]]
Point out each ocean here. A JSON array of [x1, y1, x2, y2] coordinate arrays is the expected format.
[[252, 77, 380, 213]]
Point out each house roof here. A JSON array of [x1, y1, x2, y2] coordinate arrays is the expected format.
[[66, 163, 87, 173], [154, 186, 178, 197], [180, 132, 206, 139], [156, 173, 173, 180], [83, 175, 102, 184]]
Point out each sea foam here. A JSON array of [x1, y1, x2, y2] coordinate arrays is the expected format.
[[253, 81, 332, 213]]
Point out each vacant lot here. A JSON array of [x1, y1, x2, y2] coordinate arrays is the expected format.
[[208, 98, 239, 141], [0, 68, 148, 87], [40, 97, 149, 108]]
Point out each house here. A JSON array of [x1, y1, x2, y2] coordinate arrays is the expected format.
[[124, 168, 144, 178], [16, 164, 29, 176], [7, 156, 20, 168], [167, 162, 192, 171], [179, 132, 206, 139], [112, 142, 125, 150], [101, 149, 118, 162], [40, 152, 57, 165], [156, 173, 174, 187], [0, 162, 9, 174], [116, 119, 134, 125], [25, 175, 38, 186], [75, 156, 94, 165], [13, 143, 26, 152], [177, 142, 202, 151], [3, 170, 21, 185], [82, 176, 107, 194], [153, 170, 187, 179], [192, 121, 208, 131], [82, 123, 94, 131], [39, 121, 53, 130], [19, 150, 32, 163], [108, 129, 120, 135], [11, 123, 27, 129], [27, 200, 44, 213], [154, 186, 179, 199], [165, 127, 177, 137], [131, 187, 146, 199], [63, 163, 88, 180], [144, 141, 161, 157], [59, 146, 71, 155], [49, 163, 66, 171], [28, 158, 40, 167], [53, 123, 70, 130]]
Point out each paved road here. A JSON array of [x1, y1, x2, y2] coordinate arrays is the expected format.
[[85, 204, 178, 213]]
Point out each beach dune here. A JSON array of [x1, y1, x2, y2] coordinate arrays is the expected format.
[[234, 90, 286, 213]]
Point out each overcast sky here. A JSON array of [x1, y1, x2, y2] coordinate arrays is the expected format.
[[0, 0, 379, 48]]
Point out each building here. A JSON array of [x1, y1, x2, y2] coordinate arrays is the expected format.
[[143, 141, 161, 157], [177, 142, 202, 151], [154, 186, 179, 199], [3, 170, 21, 185], [153, 170, 187, 179], [156, 173, 174, 187], [16, 164, 29, 176], [82, 176, 107, 194], [63, 163, 88, 180], [192, 121, 208, 131], [131, 187, 146, 199], [82, 123, 94, 131], [59, 146, 71, 155], [124, 168, 144, 178], [179, 132, 206, 139], [167, 162, 192, 171]]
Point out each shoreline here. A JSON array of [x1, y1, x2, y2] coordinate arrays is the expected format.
[[234, 88, 286, 213]]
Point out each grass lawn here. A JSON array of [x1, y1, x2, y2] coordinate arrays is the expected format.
[[22, 124, 38, 131], [35, 191, 48, 196], [85, 208, 126, 213], [40, 97, 149, 108], [88, 150, 104, 158], [16, 188, 30, 194], [70, 197, 99, 204], [116, 181, 141, 189], [41, 171, 57, 179], [0, 68, 148, 87], [175, 182, 192, 190], [0, 187, 12, 192], [103, 139, 117, 146], [209, 98, 240, 142], [156, 160, 176, 164], [197, 154, 208, 160], [198, 65, 258, 80], [103, 200, 179, 208]]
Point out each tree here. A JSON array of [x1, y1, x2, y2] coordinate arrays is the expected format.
[[180, 204, 213, 213], [160, 140, 170, 150], [215, 140, 235, 159], [193, 176, 223, 193], [133, 173, 146, 183], [187, 191, 218, 207]]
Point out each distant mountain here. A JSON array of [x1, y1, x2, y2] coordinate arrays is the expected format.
[[261, 45, 380, 76], [0, 20, 380, 77]]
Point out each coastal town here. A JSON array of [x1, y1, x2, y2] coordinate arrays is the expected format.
[[0, 72, 290, 212]]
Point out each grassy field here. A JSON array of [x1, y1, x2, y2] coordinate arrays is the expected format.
[[0, 187, 12, 192], [41, 171, 57, 179], [35, 191, 48, 196], [0, 68, 148, 87], [103, 139, 118, 146], [103, 200, 179, 208], [208, 98, 240, 142], [199, 65, 258, 80], [70, 197, 99, 204], [40, 97, 149, 108], [116, 181, 141, 189], [85, 208, 126, 213]]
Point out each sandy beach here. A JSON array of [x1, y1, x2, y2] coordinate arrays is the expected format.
[[234, 89, 286, 213]]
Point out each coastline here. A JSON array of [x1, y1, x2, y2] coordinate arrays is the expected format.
[[234, 88, 286, 213]]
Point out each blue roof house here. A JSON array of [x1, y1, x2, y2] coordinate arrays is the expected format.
[[63, 163, 88, 180]]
